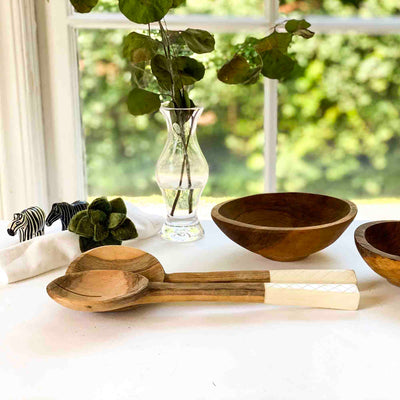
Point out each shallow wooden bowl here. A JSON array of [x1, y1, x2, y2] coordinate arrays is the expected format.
[[355, 221, 400, 286], [211, 192, 357, 262]]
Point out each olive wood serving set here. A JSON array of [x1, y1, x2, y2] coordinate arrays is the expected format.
[[48, 269, 360, 313], [48, 246, 360, 312]]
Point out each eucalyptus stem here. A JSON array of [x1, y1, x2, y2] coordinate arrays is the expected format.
[[184, 127, 193, 214], [170, 114, 194, 216], [158, 21, 176, 102], [157, 18, 194, 217], [170, 145, 186, 216]]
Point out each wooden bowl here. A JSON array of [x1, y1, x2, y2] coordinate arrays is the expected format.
[[355, 221, 400, 286], [211, 192, 357, 262]]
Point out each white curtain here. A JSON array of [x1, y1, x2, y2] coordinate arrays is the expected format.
[[0, 0, 49, 219]]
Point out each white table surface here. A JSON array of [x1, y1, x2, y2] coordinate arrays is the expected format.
[[1, 209, 400, 400]]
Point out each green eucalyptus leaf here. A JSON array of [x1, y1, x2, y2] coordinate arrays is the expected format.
[[111, 218, 138, 241], [171, 94, 195, 116], [110, 197, 127, 214], [123, 32, 160, 64], [241, 36, 260, 47], [182, 89, 192, 108], [285, 19, 315, 39], [217, 55, 250, 84], [108, 213, 126, 229], [88, 197, 112, 215], [88, 209, 107, 225], [119, 0, 172, 24], [94, 224, 109, 242], [151, 54, 173, 90], [255, 32, 292, 54], [175, 56, 205, 85], [75, 215, 95, 238], [242, 67, 262, 85], [131, 69, 143, 87], [130, 62, 148, 88], [285, 19, 310, 32], [261, 49, 295, 80], [181, 29, 215, 54], [171, 0, 185, 7], [151, 55, 204, 89], [68, 210, 87, 232], [70, 0, 99, 13], [127, 88, 161, 116]]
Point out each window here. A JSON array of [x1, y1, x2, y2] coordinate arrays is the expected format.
[[2, 0, 400, 218]]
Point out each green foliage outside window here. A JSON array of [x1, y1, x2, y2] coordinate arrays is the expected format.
[[79, 0, 400, 199]]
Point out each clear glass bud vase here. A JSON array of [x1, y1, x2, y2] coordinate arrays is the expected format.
[[156, 105, 209, 242]]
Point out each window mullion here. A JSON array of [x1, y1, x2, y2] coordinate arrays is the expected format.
[[305, 15, 400, 34], [67, 13, 267, 32], [67, 13, 400, 34], [263, 0, 279, 193]]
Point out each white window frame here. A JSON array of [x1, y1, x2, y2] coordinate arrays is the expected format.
[[1, 0, 400, 218]]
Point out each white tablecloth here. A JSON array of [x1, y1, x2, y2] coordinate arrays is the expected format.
[[0, 214, 399, 400]]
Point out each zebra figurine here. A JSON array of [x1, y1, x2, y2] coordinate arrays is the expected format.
[[46, 200, 88, 231], [7, 206, 46, 242]]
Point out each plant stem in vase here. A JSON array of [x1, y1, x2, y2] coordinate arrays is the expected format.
[[156, 106, 208, 242]]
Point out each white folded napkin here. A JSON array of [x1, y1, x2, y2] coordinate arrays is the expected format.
[[0, 203, 164, 285]]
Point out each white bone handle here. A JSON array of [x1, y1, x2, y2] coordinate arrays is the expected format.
[[263, 283, 360, 310]]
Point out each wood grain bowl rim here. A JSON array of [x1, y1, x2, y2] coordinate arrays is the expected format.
[[211, 192, 358, 231], [354, 220, 400, 262]]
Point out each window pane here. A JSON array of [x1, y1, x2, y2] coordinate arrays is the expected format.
[[279, 0, 400, 17], [78, 30, 264, 198], [93, 0, 264, 16], [278, 34, 400, 200], [92, 0, 118, 12]]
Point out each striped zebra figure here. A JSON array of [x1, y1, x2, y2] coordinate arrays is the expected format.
[[46, 201, 88, 231], [7, 206, 46, 242]]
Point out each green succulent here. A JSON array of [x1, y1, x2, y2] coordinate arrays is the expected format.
[[68, 197, 138, 252]]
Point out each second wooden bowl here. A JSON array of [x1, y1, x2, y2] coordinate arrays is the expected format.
[[355, 221, 400, 286], [211, 192, 357, 262]]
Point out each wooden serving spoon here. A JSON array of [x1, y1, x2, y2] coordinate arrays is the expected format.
[[47, 270, 360, 312], [66, 246, 357, 284]]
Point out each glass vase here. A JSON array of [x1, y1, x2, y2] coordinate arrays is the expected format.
[[156, 105, 209, 242]]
